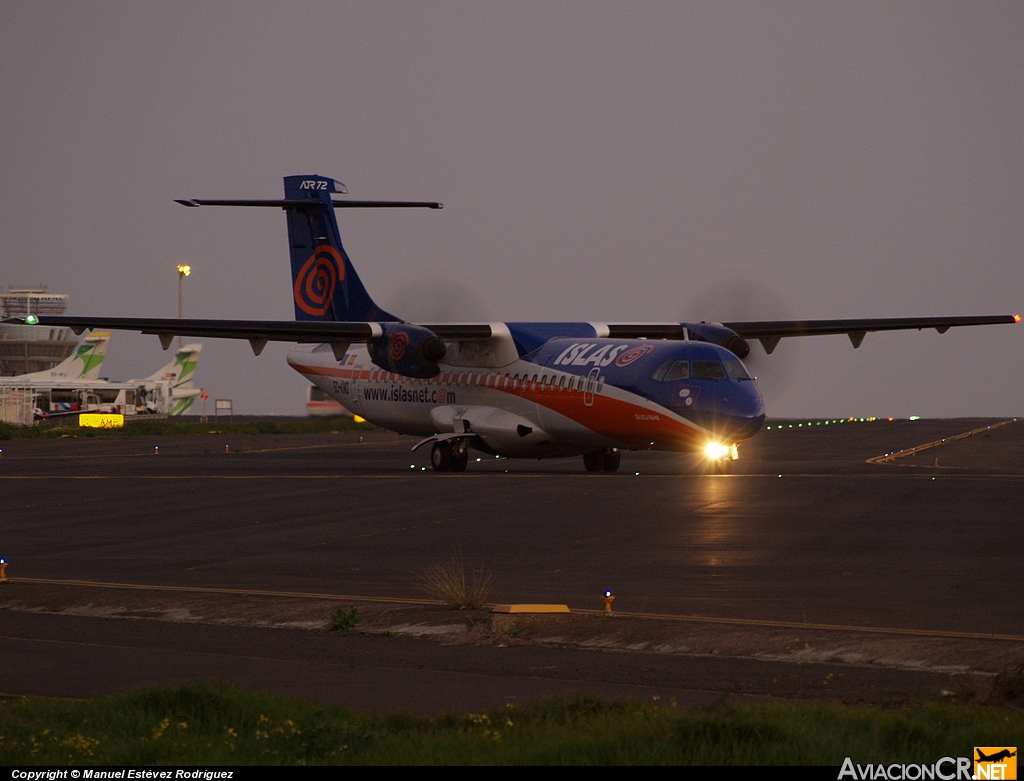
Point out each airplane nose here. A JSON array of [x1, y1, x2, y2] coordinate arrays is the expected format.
[[716, 382, 766, 441]]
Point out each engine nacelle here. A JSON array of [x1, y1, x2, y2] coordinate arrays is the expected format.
[[369, 324, 447, 378], [683, 322, 750, 359]]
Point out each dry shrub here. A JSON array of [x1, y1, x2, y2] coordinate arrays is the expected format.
[[328, 606, 362, 632], [421, 555, 492, 609], [989, 661, 1024, 706]]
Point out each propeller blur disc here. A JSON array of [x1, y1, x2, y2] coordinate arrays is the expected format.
[[681, 277, 802, 408]]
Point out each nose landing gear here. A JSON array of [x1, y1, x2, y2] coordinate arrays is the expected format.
[[705, 457, 732, 475], [704, 442, 739, 474]]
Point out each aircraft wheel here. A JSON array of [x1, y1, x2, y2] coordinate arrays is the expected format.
[[583, 451, 604, 472], [602, 448, 621, 472], [431, 440, 453, 472], [452, 451, 469, 472]]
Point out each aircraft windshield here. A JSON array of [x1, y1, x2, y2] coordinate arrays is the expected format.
[[723, 359, 752, 380], [691, 361, 727, 380], [665, 361, 689, 380], [652, 360, 689, 381]]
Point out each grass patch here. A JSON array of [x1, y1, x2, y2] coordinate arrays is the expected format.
[[0, 416, 371, 439], [0, 683, 1020, 765], [421, 555, 492, 610], [328, 606, 362, 632]]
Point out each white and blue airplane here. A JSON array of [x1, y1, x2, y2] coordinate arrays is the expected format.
[[16, 175, 1019, 472]]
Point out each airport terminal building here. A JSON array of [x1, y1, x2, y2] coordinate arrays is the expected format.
[[0, 287, 78, 377], [1, 287, 80, 425]]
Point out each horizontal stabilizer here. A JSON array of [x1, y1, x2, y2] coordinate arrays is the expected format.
[[175, 199, 443, 210]]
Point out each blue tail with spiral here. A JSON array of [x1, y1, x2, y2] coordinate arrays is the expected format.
[[283, 175, 399, 323]]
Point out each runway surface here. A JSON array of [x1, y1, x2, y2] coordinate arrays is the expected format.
[[1, 417, 1021, 711]]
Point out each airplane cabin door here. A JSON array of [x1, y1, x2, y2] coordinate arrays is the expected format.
[[584, 367, 600, 407], [348, 355, 365, 416]]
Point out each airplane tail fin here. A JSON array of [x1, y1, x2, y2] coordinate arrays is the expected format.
[[282, 175, 400, 323], [146, 343, 202, 386], [22, 331, 111, 380], [176, 175, 441, 324], [143, 343, 202, 416]]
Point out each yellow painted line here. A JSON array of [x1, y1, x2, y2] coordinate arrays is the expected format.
[[0, 440, 386, 461], [0, 475, 416, 480], [9, 578, 1023, 643], [0, 472, 1019, 479], [1, 473, 1023, 481], [572, 608, 1024, 643], [867, 419, 1019, 464], [241, 442, 384, 454], [356, 519, 449, 538], [8, 577, 445, 607]]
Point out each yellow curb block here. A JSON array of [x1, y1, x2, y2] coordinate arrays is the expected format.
[[492, 604, 571, 614]]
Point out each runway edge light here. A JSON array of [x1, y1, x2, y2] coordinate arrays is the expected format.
[[603, 590, 615, 615], [0, 558, 7, 583]]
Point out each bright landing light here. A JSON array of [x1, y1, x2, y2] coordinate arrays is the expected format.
[[705, 442, 731, 460]]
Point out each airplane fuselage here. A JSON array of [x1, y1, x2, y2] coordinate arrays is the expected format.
[[24, 174, 1014, 470], [288, 331, 765, 459]]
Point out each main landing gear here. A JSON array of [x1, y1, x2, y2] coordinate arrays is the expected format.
[[431, 439, 469, 472], [583, 447, 620, 473]]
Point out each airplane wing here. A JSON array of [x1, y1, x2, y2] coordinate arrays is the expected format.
[[606, 314, 1021, 353], [15, 317, 490, 342], [9, 314, 1018, 358], [20, 317, 381, 356]]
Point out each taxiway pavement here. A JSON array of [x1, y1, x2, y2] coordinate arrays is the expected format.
[[1, 417, 1020, 711]]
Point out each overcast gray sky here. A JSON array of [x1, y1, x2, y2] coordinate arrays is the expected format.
[[2, 2, 1021, 417]]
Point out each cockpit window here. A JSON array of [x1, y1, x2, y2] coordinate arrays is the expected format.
[[651, 362, 692, 382], [723, 359, 751, 380], [665, 361, 690, 380], [691, 360, 726, 380], [653, 360, 691, 381]]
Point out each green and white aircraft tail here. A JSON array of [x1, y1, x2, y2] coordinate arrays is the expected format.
[[143, 344, 202, 415], [16, 332, 111, 382]]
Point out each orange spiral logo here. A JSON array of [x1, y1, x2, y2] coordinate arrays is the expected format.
[[615, 344, 654, 367], [388, 330, 410, 361], [294, 245, 344, 316]]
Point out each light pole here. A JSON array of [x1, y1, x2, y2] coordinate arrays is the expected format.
[[176, 265, 191, 348]]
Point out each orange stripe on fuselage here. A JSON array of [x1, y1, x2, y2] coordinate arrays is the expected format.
[[504, 384, 707, 450], [290, 362, 721, 451]]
